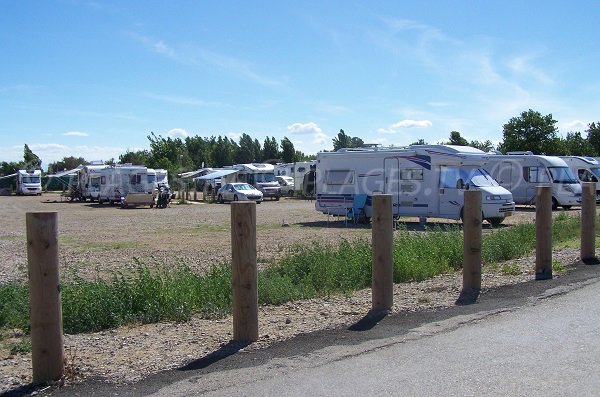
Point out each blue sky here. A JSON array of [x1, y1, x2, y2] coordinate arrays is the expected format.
[[1, 1, 599, 170]]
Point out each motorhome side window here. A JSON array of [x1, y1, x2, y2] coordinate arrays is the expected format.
[[326, 170, 354, 185], [400, 168, 423, 180], [440, 166, 460, 188], [130, 174, 142, 184], [523, 166, 550, 183], [578, 169, 598, 182]]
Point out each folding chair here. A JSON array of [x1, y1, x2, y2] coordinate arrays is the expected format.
[[347, 194, 368, 224]]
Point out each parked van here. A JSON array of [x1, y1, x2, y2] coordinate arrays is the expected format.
[[315, 145, 515, 225], [274, 163, 294, 176], [483, 152, 581, 209], [560, 156, 600, 202], [98, 165, 155, 206], [16, 169, 42, 195], [222, 163, 281, 200]]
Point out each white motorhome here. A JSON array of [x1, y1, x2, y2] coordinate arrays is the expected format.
[[293, 160, 316, 196], [484, 152, 582, 209], [560, 156, 600, 202], [315, 145, 515, 225], [222, 163, 281, 200], [16, 169, 42, 195], [78, 164, 109, 201], [274, 163, 294, 176], [98, 164, 155, 206]]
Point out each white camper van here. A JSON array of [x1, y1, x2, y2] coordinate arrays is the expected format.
[[484, 152, 581, 209], [222, 163, 281, 200], [16, 169, 42, 195], [274, 163, 294, 176], [98, 165, 155, 206], [79, 165, 109, 201], [315, 145, 515, 225], [560, 156, 600, 202]]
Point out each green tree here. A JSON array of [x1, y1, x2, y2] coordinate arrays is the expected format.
[[470, 140, 495, 152], [262, 136, 279, 161], [411, 139, 428, 145], [448, 131, 468, 146], [235, 133, 256, 164], [280, 137, 296, 163], [23, 144, 42, 169], [586, 122, 600, 156], [562, 131, 593, 156], [47, 156, 86, 173], [210, 136, 235, 167], [498, 109, 559, 154], [185, 135, 210, 169], [119, 150, 150, 165], [332, 129, 364, 151]]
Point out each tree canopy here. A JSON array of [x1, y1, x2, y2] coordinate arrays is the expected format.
[[498, 109, 560, 154], [332, 129, 364, 151]]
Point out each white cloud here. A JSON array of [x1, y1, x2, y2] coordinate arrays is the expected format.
[[63, 131, 90, 137], [227, 132, 242, 141], [313, 132, 328, 145], [287, 122, 323, 135], [391, 119, 432, 129], [167, 128, 189, 139], [560, 120, 587, 132]]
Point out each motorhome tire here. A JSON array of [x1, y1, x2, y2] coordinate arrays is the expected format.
[[562, 205, 572, 210], [487, 217, 504, 227], [275, 195, 280, 201], [217, 194, 223, 203], [288, 190, 294, 197], [551, 197, 558, 210], [233, 195, 238, 201]]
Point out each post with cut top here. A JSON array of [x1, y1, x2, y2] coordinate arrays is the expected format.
[[535, 185, 553, 280], [231, 201, 259, 342], [581, 182, 598, 264], [26, 212, 64, 384], [456, 190, 482, 305], [371, 194, 394, 311]]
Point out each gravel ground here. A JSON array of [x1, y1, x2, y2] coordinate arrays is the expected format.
[[0, 193, 584, 394]]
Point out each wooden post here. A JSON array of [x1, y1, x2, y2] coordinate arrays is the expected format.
[[456, 190, 482, 305], [535, 185, 553, 280], [371, 194, 394, 311], [194, 189, 197, 201], [581, 182, 598, 264], [26, 212, 64, 384], [231, 202, 258, 342]]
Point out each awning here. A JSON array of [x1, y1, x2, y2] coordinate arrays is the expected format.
[[0, 173, 18, 180], [47, 166, 83, 178], [194, 169, 238, 180]]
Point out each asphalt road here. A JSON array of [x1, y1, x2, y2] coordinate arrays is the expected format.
[[49, 263, 600, 397]]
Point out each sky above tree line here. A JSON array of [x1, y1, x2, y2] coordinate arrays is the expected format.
[[1, 1, 599, 170]]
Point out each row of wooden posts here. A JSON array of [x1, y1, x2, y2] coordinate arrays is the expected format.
[[25, 183, 598, 384]]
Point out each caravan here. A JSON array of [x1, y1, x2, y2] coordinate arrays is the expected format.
[[98, 165, 155, 207], [315, 145, 514, 225], [78, 164, 109, 201], [560, 156, 600, 202], [483, 152, 582, 209], [222, 163, 281, 200], [293, 160, 316, 197]]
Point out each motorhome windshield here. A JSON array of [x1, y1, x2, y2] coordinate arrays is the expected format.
[[254, 173, 276, 183], [22, 176, 41, 184], [147, 174, 156, 184], [548, 167, 578, 184], [469, 168, 500, 187]]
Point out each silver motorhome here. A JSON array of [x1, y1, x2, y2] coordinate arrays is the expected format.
[[484, 152, 581, 209], [315, 145, 515, 225], [560, 156, 600, 202]]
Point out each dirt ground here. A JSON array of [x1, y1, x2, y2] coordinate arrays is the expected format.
[[0, 193, 584, 393]]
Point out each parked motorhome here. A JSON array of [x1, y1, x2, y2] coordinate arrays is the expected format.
[[483, 152, 581, 209], [293, 160, 316, 197], [274, 163, 294, 176], [315, 145, 515, 225], [78, 164, 109, 201], [0, 169, 45, 195], [560, 156, 600, 202], [222, 163, 281, 200], [98, 165, 155, 207]]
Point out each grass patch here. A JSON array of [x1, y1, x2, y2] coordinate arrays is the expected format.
[[9, 338, 31, 355], [0, 212, 590, 335], [80, 241, 146, 250]]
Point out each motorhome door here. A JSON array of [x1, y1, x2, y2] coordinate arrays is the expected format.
[[438, 166, 464, 219]]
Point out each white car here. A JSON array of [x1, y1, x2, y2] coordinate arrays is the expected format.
[[217, 183, 263, 203], [276, 175, 295, 196]]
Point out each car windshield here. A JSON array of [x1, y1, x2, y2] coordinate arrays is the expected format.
[[591, 168, 600, 179], [548, 167, 578, 184], [22, 176, 41, 183], [235, 184, 254, 191]]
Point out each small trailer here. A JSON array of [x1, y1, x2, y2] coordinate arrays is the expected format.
[[315, 145, 515, 225], [98, 164, 155, 207]]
